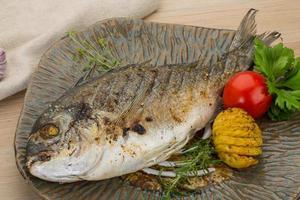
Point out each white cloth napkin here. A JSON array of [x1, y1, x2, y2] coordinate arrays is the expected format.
[[0, 0, 159, 100]]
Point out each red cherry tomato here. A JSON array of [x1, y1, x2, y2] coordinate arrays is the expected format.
[[223, 71, 272, 119]]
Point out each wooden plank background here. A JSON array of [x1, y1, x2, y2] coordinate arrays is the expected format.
[[0, 0, 299, 199]]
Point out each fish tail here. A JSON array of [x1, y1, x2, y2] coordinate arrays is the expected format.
[[257, 31, 281, 46], [221, 8, 258, 75], [225, 8, 281, 73], [207, 9, 280, 91], [229, 9, 258, 52]]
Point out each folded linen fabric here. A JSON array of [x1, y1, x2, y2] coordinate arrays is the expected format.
[[0, 0, 159, 100]]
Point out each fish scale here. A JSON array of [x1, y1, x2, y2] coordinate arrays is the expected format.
[[106, 72, 143, 113], [26, 9, 281, 182], [152, 69, 171, 101], [97, 76, 120, 108], [106, 72, 130, 109]]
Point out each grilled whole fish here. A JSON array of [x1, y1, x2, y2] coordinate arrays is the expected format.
[[26, 9, 279, 182]]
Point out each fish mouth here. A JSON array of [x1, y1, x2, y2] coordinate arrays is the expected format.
[[26, 151, 54, 169], [27, 145, 103, 182], [26, 130, 57, 169]]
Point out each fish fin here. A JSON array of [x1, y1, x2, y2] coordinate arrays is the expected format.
[[72, 64, 99, 87], [73, 60, 153, 88], [257, 31, 281, 46], [145, 132, 192, 166]]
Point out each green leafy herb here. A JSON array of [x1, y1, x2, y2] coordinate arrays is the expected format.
[[254, 39, 300, 120], [67, 31, 120, 72], [161, 138, 220, 200]]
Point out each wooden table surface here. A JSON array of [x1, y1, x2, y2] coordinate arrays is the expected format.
[[1, 0, 300, 199]]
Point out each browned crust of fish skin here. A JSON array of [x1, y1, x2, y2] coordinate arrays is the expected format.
[[102, 120, 123, 143], [199, 90, 209, 98], [121, 144, 140, 158], [55, 62, 217, 143], [94, 137, 100, 142], [154, 84, 197, 124], [169, 108, 183, 123], [74, 103, 93, 121], [145, 117, 153, 122], [106, 96, 118, 112]]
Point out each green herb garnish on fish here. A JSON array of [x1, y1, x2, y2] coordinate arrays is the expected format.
[[67, 31, 120, 72], [161, 138, 220, 200]]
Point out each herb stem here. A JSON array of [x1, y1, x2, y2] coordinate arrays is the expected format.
[[160, 138, 220, 200], [67, 31, 119, 71]]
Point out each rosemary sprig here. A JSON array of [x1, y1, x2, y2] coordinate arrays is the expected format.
[[161, 138, 220, 200], [67, 31, 120, 73]]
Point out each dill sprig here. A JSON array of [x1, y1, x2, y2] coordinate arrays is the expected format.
[[161, 138, 220, 200], [67, 31, 120, 72]]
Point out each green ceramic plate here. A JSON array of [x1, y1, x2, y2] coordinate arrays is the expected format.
[[15, 17, 300, 200]]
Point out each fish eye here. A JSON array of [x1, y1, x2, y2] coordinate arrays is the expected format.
[[39, 124, 59, 139]]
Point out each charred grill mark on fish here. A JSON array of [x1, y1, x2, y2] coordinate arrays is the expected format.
[[106, 96, 118, 112], [103, 117, 110, 125], [75, 103, 93, 121], [122, 127, 130, 137], [145, 117, 153, 122], [131, 123, 146, 135]]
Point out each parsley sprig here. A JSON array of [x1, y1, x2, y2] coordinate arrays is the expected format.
[[254, 39, 300, 120]]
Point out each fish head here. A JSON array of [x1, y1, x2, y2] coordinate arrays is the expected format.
[[26, 103, 104, 182]]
